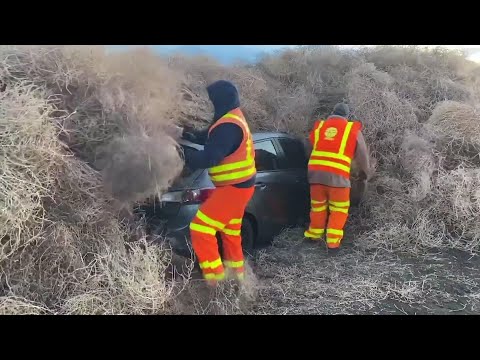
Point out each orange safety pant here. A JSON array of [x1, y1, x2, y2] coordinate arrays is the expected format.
[[190, 185, 254, 285], [304, 184, 351, 249]]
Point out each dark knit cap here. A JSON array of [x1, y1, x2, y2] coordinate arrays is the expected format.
[[207, 80, 241, 122], [332, 103, 349, 117]]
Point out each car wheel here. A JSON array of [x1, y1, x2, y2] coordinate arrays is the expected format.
[[216, 217, 255, 258], [241, 217, 255, 257], [351, 179, 368, 207]]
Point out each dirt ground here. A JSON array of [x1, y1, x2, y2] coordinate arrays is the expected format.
[[248, 229, 480, 315], [169, 228, 480, 315]]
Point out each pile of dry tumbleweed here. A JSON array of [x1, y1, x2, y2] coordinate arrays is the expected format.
[[1, 45, 480, 315], [0, 46, 187, 314]]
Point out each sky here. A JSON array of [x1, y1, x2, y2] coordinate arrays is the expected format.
[[110, 45, 480, 50], [108, 45, 480, 63], [256, 45, 480, 62]]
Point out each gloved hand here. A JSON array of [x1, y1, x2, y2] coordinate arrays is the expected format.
[[181, 126, 197, 143], [358, 170, 368, 181], [165, 124, 184, 140], [360, 167, 375, 181]]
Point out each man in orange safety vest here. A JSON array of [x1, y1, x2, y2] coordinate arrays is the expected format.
[[181, 80, 256, 287], [305, 103, 370, 252]]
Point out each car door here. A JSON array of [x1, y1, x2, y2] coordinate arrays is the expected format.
[[250, 138, 290, 242], [274, 137, 311, 226]]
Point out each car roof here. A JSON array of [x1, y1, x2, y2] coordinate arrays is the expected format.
[[178, 131, 300, 150], [252, 132, 299, 141]]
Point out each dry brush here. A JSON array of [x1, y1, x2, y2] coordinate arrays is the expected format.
[[2, 45, 480, 315]]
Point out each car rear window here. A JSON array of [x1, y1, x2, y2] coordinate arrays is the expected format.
[[277, 138, 308, 169]]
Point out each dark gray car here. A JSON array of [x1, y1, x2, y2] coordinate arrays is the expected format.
[[139, 132, 311, 257]]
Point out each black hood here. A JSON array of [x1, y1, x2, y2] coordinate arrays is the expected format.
[[207, 80, 240, 122]]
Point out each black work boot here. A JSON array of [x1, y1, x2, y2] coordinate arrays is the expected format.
[[303, 237, 322, 245], [327, 247, 340, 256]]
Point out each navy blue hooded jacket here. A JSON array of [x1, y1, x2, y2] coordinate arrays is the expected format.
[[184, 80, 255, 188]]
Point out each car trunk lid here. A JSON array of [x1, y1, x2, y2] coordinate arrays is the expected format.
[[139, 140, 206, 220]]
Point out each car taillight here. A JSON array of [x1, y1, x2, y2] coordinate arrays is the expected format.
[[160, 188, 215, 204], [182, 188, 215, 204]]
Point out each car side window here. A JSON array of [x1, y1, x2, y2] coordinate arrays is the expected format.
[[254, 140, 279, 171], [277, 138, 308, 169]]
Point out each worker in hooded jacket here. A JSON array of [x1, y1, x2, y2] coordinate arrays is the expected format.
[[305, 103, 370, 252], [180, 80, 256, 287]]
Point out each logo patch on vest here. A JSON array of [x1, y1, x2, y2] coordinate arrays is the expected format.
[[324, 127, 338, 140]]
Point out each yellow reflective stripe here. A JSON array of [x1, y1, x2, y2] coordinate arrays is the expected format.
[[199, 258, 223, 270], [311, 151, 352, 164], [304, 231, 322, 238], [308, 160, 351, 173], [329, 200, 350, 207], [327, 238, 341, 244], [204, 272, 225, 281], [229, 218, 242, 225], [329, 206, 349, 214], [311, 200, 326, 204], [312, 205, 328, 212], [223, 113, 245, 125], [327, 229, 344, 236], [224, 260, 244, 268], [223, 112, 253, 162], [190, 223, 216, 235], [209, 158, 255, 174], [339, 122, 353, 155], [307, 228, 325, 234], [210, 167, 256, 182], [313, 120, 324, 150], [223, 228, 241, 236], [196, 211, 225, 230], [246, 134, 253, 164], [223, 113, 249, 133]]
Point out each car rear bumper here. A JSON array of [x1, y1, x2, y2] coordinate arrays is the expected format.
[[161, 204, 200, 257], [165, 226, 193, 257]]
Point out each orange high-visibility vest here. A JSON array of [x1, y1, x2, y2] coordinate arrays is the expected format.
[[207, 108, 256, 186], [308, 117, 361, 179]]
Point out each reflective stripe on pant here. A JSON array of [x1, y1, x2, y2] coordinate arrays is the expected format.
[[221, 218, 245, 281], [304, 184, 350, 248], [190, 185, 254, 283], [304, 198, 327, 239]]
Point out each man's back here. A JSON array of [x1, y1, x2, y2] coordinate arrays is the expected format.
[[307, 115, 370, 187]]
